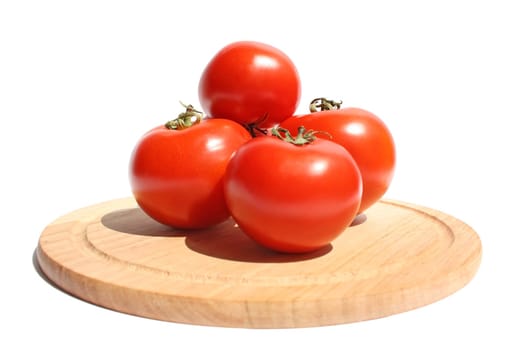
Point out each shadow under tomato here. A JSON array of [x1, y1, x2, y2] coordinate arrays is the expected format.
[[184, 220, 333, 263], [350, 213, 367, 227], [100, 206, 333, 263], [101, 207, 188, 237]]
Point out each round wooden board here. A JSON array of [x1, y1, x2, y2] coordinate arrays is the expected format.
[[36, 198, 481, 328]]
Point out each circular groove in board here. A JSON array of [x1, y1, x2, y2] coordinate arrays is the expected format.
[[36, 197, 482, 328]]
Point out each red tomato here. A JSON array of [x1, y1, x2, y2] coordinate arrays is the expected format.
[[223, 129, 362, 253], [198, 41, 301, 128], [280, 107, 396, 213], [129, 118, 251, 229]]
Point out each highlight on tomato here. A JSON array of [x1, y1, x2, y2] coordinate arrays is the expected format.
[[280, 98, 396, 214], [129, 104, 252, 229], [198, 41, 301, 129], [223, 126, 362, 253]]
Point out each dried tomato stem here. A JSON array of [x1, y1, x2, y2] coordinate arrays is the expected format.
[[309, 97, 343, 112], [243, 113, 270, 137], [165, 102, 203, 130], [271, 126, 330, 145]]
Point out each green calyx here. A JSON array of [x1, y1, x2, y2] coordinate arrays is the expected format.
[[271, 126, 330, 146], [309, 97, 343, 112], [165, 102, 203, 130]]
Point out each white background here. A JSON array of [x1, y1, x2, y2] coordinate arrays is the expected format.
[[1, 0, 518, 348]]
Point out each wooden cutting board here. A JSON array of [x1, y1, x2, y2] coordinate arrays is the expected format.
[[36, 197, 481, 328]]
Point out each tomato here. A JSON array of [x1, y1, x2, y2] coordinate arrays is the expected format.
[[280, 103, 396, 213], [198, 41, 301, 128], [223, 127, 362, 253], [129, 113, 251, 229]]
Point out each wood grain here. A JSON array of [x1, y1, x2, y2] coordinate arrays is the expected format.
[[36, 198, 481, 328]]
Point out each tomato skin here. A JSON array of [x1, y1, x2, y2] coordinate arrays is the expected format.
[[223, 136, 362, 253], [280, 108, 396, 213], [198, 41, 301, 128], [129, 119, 251, 229]]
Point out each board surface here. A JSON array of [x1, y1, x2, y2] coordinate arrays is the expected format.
[[36, 198, 481, 328]]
